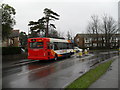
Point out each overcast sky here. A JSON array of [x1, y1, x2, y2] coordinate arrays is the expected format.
[[1, 0, 119, 37]]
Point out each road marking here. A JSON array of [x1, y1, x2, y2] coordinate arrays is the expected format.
[[17, 64, 51, 76], [11, 60, 39, 67]]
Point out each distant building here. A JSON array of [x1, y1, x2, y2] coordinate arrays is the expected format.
[[74, 34, 120, 48], [2, 30, 20, 47]]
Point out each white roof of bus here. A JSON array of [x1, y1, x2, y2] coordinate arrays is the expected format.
[[28, 37, 70, 43], [49, 38, 69, 43]]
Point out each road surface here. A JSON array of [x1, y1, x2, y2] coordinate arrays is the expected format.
[[2, 51, 118, 88]]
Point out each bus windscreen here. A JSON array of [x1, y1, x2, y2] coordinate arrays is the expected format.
[[30, 42, 43, 49]]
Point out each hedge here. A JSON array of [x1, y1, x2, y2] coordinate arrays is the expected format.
[[2, 47, 22, 55]]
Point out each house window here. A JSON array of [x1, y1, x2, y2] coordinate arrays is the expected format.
[[90, 44, 92, 47], [89, 38, 92, 42], [8, 39, 10, 45], [77, 38, 79, 42], [85, 38, 89, 43], [103, 44, 105, 46], [11, 39, 14, 44], [116, 38, 118, 42], [93, 43, 97, 47]]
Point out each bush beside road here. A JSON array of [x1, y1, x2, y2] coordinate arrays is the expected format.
[[2, 47, 22, 55], [2, 53, 27, 63], [2, 47, 27, 62]]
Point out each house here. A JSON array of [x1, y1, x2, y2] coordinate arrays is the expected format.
[[74, 34, 120, 48], [2, 30, 20, 47]]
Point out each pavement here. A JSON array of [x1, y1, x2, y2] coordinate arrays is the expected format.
[[2, 59, 28, 69], [89, 56, 119, 88]]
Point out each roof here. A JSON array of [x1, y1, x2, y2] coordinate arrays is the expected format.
[[75, 33, 120, 38], [9, 30, 19, 38]]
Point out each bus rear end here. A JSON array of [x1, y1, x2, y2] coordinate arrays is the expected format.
[[28, 38, 50, 60]]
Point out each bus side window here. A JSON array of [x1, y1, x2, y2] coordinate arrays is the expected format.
[[67, 43, 69, 49], [54, 43, 59, 50], [47, 43, 53, 49], [50, 44, 53, 49], [70, 43, 73, 49]]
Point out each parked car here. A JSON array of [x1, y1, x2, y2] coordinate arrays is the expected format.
[[21, 48, 25, 53], [74, 47, 82, 53]]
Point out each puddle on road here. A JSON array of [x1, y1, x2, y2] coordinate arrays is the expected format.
[[28, 64, 55, 81], [27, 59, 76, 81], [3, 67, 23, 77]]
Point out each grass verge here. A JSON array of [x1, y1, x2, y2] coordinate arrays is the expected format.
[[65, 60, 113, 89]]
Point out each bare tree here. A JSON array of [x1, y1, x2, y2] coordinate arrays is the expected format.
[[66, 30, 73, 40], [57, 31, 65, 39], [87, 15, 100, 47], [101, 14, 118, 48], [48, 27, 59, 38], [66, 31, 71, 40]]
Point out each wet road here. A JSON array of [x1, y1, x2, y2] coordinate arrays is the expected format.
[[2, 51, 119, 88]]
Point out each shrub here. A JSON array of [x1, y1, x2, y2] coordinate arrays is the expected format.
[[2, 47, 22, 55]]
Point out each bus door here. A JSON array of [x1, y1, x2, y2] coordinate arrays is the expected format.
[[47, 42, 54, 59]]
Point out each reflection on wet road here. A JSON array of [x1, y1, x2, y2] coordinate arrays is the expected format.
[[2, 51, 118, 88]]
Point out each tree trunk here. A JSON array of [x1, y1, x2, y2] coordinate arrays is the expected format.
[[45, 19, 49, 37]]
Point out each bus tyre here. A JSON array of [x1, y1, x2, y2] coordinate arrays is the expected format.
[[68, 52, 72, 58], [54, 54, 58, 60]]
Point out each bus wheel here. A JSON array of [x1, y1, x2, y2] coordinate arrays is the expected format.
[[68, 52, 72, 58], [54, 54, 58, 60]]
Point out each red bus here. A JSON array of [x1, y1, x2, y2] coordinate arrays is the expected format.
[[28, 38, 74, 60]]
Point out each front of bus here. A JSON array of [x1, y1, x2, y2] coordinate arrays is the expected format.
[[28, 38, 49, 60]]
